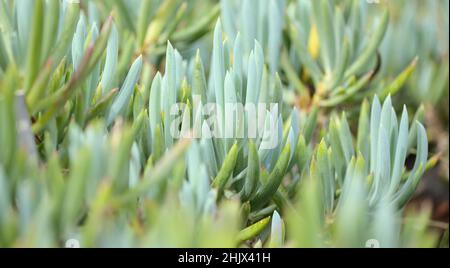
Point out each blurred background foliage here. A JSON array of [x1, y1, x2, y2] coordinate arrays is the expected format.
[[0, 0, 448, 247]]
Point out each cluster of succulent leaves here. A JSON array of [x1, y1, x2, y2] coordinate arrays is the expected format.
[[0, 0, 447, 247], [380, 0, 448, 106], [380, 0, 449, 184]]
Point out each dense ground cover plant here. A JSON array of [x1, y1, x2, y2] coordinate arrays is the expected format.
[[0, 0, 448, 247]]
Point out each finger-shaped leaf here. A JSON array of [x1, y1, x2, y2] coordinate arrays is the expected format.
[[72, 14, 87, 71], [149, 72, 162, 139], [329, 39, 349, 90], [233, 33, 243, 100], [241, 141, 259, 202], [356, 98, 370, 165], [107, 55, 142, 125], [407, 104, 424, 150], [0, 66, 17, 167], [337, 113, 354, 163], [251, 142, 290, 210], [267, 0, 283, 73], [212, 19, 225, 126], [224, 70, 237, 149], [380, 57, 417, 99], [109, 109, 146, 193], [41, 0, 60, 61], [393, 122, 428, 208], [235, 216, 271, 246], [51, 2, 80, 67], [200, 122, 219, 176], [115, 0, 136, 33], [61, 147, 91, 233], [101, 23, 118, 95], [335, 157, 369, 247], [316, 140, 334, 213], [345, 10, 389, 78], [372, 200, 399, 248], [370, 95, 381, 172], [388, 106, 409, 196], [369, 121, 390, 206], [311, 0, 334, 72], [24, 0, 44, 92], [302, 106, 318, 145], [192, 50, 207, 104], [269, 210, 284, 248], [295, 135, 310, 176], [15, 0, 33, 58], [171, 4, 220, 43], [212, 142, 239, 199], [163, 42, 177, 148]]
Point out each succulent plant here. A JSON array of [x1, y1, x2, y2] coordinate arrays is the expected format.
[[327, 96, 429, 209], [380, 0, 449, 184], [0, 0, 447, 248], [380, 0, 449, 106], [220, 0, 286, 74]]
